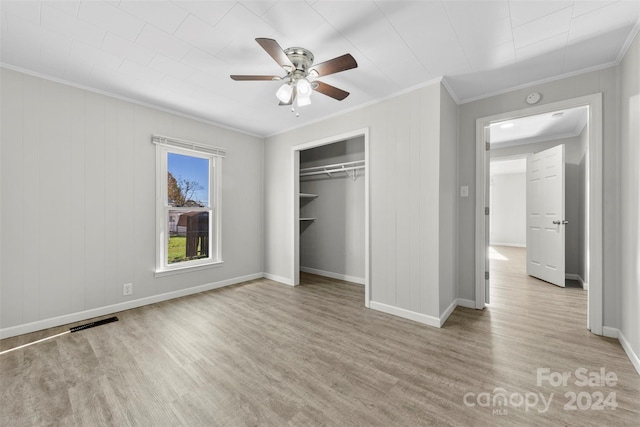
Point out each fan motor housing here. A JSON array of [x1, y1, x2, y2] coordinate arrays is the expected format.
[[284, 47, 314, 72]]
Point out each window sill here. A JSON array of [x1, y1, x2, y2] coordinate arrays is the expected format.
[[155, 261, 224, 278]]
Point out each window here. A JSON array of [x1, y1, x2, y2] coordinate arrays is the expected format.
[[154, 135, 224, 274]]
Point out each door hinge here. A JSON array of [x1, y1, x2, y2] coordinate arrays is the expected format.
[[485, 271, 489, 280], [485, 207, 490, 215], [485, 142, 490, 151]]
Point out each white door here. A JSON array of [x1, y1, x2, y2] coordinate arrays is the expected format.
[[526, 144, 566, 287]]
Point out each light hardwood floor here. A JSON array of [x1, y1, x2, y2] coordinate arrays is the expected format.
[[1, 247, 639, 426]]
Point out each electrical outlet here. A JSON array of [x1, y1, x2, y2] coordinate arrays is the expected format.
[[123, 283, 133, 296]]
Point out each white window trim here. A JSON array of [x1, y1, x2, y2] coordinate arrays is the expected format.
[[154, 135, 224, 275]]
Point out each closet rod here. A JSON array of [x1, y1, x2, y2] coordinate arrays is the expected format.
[[299, 160, 365, 174], [299, 165, 365, 177]]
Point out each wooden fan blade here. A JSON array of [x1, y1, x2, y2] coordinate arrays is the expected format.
[[311, 53, 357, 77], [230, 75, 281, 81], [256, 38, 294, 69], [313, 81, 350, 101]]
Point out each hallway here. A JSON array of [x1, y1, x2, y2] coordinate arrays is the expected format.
[[488, 245, 585, 313]]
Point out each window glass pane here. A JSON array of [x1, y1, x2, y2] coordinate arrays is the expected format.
[[167, 153, 209, 207], [168, 210, 210, 264]]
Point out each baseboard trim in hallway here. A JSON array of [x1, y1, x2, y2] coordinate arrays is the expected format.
[[604, 327, 640, 376]]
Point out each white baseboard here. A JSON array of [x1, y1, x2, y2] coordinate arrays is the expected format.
[[440, 300, 457, 327], [619, 330, 640, 377], [565, 273, 588, 290], [0, 272, 264, 339], [602, 327, 640, 377], [490, 242, 526, 248], [369, 298, 479, 330], [263, 272, 294, 286], [370, 301, 442, 328], [456, 298, 477, 309], [299, 267, 365, 285]]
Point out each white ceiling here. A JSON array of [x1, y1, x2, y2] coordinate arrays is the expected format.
[[490, 105, 588, 146], [1, 1, 639, 137]]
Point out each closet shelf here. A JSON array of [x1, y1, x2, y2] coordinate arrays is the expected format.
[[300, 160, 365, 180], [299, 193, 318, 198], [300, 218, 317, 221]]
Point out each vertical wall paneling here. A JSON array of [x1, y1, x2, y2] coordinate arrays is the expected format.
[[39, 78, 72, 320], [408, 91, 421, 314], [439, 85, 458, 314], [385, 99, 398, 307], [103, 98, 119, 306], [69, 88, 86, 313], [395, 95, 411, 310], [0, 70, 23, 326], [0, 68, 264, 337], [133, 107, 161, 296], [369, 104, 387, 303], [419, 84, 441, 317], [84, 92, 106, 310], [116, 101, 135, 302], [21, 74, 41, 323]]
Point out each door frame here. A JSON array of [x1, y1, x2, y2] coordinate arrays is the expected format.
[[291, 128, 370, 307], [474, 94, 603, 335]]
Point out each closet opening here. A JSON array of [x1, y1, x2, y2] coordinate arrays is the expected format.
[[292, 129, 370, 307]]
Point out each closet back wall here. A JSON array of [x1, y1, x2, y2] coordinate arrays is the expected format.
[[300, 138, 365, 284]]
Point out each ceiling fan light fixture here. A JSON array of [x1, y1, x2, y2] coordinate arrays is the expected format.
[[231, 38, 358, 108], [296, 78, 312, 97], [297, 94, 311, 107], [276, 83, 293, 103]]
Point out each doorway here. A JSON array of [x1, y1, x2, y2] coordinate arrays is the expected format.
[[489, 105, 589, 289], [475, 94, 603, 335], [292, 128, 370, 307]]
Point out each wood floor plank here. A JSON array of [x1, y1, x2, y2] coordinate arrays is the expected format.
[[1, 251, 639, 425]]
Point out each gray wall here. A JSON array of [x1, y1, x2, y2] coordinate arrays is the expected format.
[[0, 68, 265, 335], [439, 85, 458, 313], [619, 31, 640, 366], [299, 137, 365, 282], [457, 66, 620, 328], [490, 172, 526, 247], [265, 82, 456, 323]]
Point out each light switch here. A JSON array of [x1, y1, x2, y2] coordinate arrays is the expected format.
[[460, 186, 469, 197]]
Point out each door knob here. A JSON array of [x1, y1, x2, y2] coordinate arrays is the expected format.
[[553, 220, 569, 225]]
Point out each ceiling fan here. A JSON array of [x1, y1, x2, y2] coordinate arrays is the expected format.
[[230, 38, 357, 109]]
